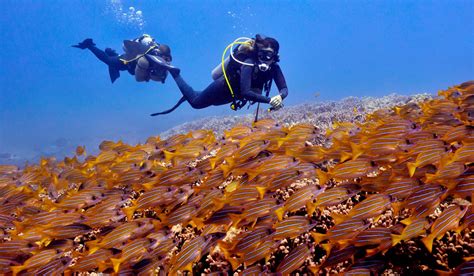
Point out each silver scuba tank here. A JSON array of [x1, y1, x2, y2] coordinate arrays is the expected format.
[[211, 56, 230, 80]]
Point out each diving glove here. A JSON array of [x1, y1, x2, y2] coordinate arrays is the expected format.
[[270, 95, 283, 110], [72, 38, 96, 49]]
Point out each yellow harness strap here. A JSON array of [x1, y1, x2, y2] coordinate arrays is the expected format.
[[119, 45, 157, 65]]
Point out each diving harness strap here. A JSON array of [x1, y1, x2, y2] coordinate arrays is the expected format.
[[119, 45, 158, 65]]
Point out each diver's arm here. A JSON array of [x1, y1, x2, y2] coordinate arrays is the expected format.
[[240, 61, 271, 103], [272, 64, 288, 99]]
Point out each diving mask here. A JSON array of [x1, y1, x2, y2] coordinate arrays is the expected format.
[[258, 49, 275, 62], [257, 48, 276, 72]]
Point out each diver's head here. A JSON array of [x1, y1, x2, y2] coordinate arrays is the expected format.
[[254, 34, 280, 72], [157, 44, 172, 63], [140, 34, 155, 46]]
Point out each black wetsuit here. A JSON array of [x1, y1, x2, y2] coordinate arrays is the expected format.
[[170, 58, 288, 109], [86, 46, 135, 82]]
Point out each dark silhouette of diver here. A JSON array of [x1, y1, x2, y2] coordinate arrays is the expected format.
[[72, 34, 174, 83], [152, 34, 288, 115]]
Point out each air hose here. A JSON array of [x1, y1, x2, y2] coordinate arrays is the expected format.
[[221, 37, 254, 110]]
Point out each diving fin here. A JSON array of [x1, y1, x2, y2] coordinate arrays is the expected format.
[[109, 67, 120, 83], [145, 54, 181, 77], [105, 48, 120, 83], [150, 96, 187, 116], [72, 38, 95, 49]]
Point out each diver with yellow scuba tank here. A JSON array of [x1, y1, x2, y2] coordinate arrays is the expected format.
[[72, 34, 174, 83], [152, 34, 288, 115]]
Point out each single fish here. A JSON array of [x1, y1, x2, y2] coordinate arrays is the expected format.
[[272, 216, 316, 240], [391, 218, 430, 246], [241, 238, 275, 267], [123, 186, 177, 220], [0, 240, 38, 257], [252, 118, 279, 129], [422, 205, 468, 252], [275, 184, 326, 220], [216, 185, 260, 207], [402, 184, 445, 211], [229, 197, 277, 228], [318, 158, 377, 183], [245, 155, 299, 180], [110, 238, 153, 272], [38, 223, 91, 246], [52, 187, 105, 210], [354, 227, 393, 256], [311, 218, 369, 245], [286, 143, 326, 163], [204, 205, 244, 226], [33, 256, 71, 275], [161, 203, 199, 226], [331, 194, 391, 224], [310, 245, 358, 275], [311, 185, 360, 209], [276, 243, 311, 275], [224, 125, 253, 140], [86, 219, 155, 254], [385, 175, 417, 200], [70, 249, 116, 272], [209, 142, 240, 169], [407, 146, 447, 177], [452, 174, 474, 198], [256, 168, 302, 196], [10, 249, 60, 275], [169, 236, 210, 274], [195, 168, 225, 192], [164, 144, 207, 166], [230, 139, 270, 163], [425, 161, 466, 184], [452, 142, 474, 163]]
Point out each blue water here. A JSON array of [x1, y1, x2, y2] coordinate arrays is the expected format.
[[1, 0, 473, 165]]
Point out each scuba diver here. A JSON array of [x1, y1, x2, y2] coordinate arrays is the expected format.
[[72, 34, 174, 83], [151, 34, 288, 116]]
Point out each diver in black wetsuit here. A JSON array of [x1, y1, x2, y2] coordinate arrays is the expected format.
[[72, 34, 173, 83], [163, 34, 288, 113]]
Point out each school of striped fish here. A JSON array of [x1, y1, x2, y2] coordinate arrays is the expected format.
[[0, 81, 473, 275]]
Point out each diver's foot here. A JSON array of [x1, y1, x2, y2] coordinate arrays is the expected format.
[[72, 38, 96, 49]]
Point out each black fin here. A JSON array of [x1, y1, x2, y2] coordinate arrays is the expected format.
[[150, 96, 187, 116], [108, 66, 120, 83], [71, 38, 95, 49]]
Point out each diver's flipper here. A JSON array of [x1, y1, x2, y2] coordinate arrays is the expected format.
[[105, 48, 121, 83], [145, 54, 168, 67], [109, 67, 120, 83], [150, 96, 187, 116], [72, 38, 95, 49], [145, 54, 181, 76]]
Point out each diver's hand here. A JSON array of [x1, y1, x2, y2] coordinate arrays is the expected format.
[[270, 95, 283, 109], [72, 38, 95, 49]]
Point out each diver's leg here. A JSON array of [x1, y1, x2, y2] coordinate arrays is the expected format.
[[171, 74, 231, 109], [87, 46, 113, 65], [87, 46, 124, 69]]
